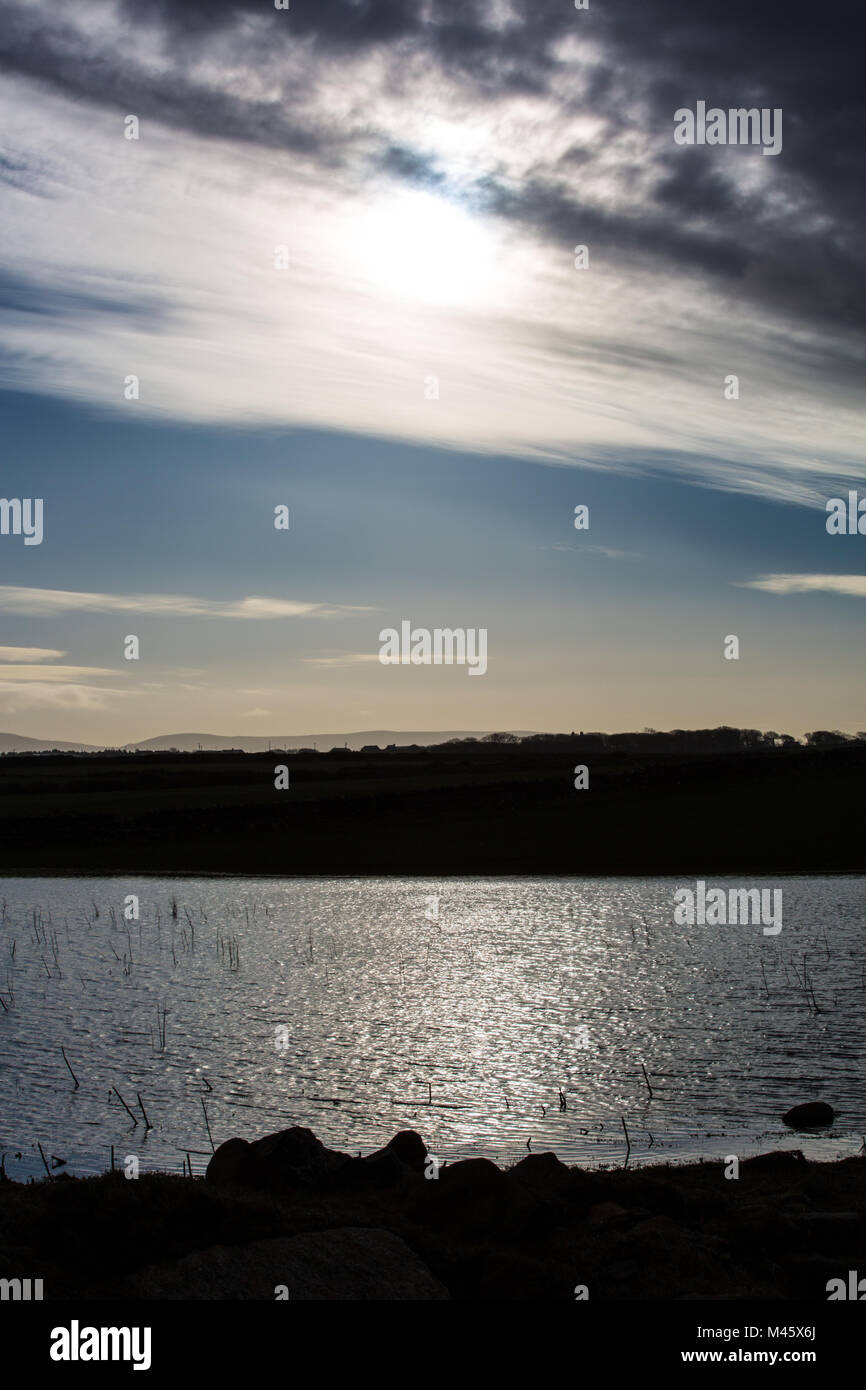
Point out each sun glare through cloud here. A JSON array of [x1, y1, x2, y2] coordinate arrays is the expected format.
[[354, 191, 503, 307]]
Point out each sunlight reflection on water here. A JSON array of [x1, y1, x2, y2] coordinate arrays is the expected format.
[[0, 875, 863, 1179]]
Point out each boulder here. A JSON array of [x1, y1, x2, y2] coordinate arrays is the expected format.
[[206, 1137, 267, 1189], [432, 1157, 538, 1238], [741, 1149, 807, 1171], [508, 1151, 574, 1202], [322, 1130, 430, 1192], [376, 1129, 429, 1173], [586, 1200, 629, 1228], [788, 1212, 865, 1254], [208, 1127, 430, 1193], [250, 1125, 352, 1187], [439, 1157, 509, 1208], [729, 1204, 797, 1253], [129, 1227, 450, 1300], [453, 1249, 574, 1301], [606, 1257, 640, 1283], [782, 1102, 835, 1129], [622, 1175, 687, 1218], [505, 1151, 590, 1231], [208, 1126, 352, 1189], [360, 1130, 428, 1183]]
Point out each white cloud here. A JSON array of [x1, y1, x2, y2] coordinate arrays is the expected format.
[[0, 682, 131, 712], [738, 573, 866, 597], [0, 587, 370, 619], [0, 646, 66, 662], [300, 654, 381, 668], [542, 544, 643, 560], [0, 68, 862, 503], [0, 663, 118, 681]]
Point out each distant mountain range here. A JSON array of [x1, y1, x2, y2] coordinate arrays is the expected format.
[[0, 730, 532, 754], [0, 732, 99, 753]]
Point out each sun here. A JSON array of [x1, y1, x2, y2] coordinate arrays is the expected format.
[[355, 190, 500, 307]]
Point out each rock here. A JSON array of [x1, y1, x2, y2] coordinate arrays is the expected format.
[[129, 1228, 450, 1300], [629, 1214, 679, 1243], [729, 1205, 797, 1252], [508, 1151, 574, 1201], [587, 1200, 629, 1227], [433, 1157, 538, 1237], [782, 1102, 835, 1129], [566, 1168, 611, 1211], [440, 1156, 509, 1198], [377, 1130, 428, 1173], [803, 1172, 834, 1200], [788, 1212, 865, 1254], [742, 1149, 807, 1171], [793, 1211, 861, 1224], [325, 1130, 431, 1192], [208, 1127, 429, 1192], [624, 1176, 687, 1218], [206, 1137, 267, 1189], [503, 1151, 582, 1234], [204, 1123, 430, 1189], [250, 1126, 352, 1187], [462, 1250, 576, 1301], [331, 1152, 403, 1189]]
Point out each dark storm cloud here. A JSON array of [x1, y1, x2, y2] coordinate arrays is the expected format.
[[0, 7, 347, 163], [652, 153, 740, 219], [118, 0, 422, 47], [1, 0, 863, 331], [473, 173, 750, 280]]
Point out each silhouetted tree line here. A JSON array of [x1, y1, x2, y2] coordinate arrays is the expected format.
[[444, 727, 865, 754], [4, 728, 863, 761]]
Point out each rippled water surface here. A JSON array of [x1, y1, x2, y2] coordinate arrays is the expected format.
[[0, 876, 864, 1179]]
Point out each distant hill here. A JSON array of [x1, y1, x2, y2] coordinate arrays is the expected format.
[[0, 730, 531, 754], [124, 730, 533, 753], [0, 732, 99, 753]]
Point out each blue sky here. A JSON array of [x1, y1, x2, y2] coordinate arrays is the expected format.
[[0, 0, 863, 740], [0, 389, 862, 741]]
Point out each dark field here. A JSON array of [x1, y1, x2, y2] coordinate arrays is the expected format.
[[0, 740, 862, 874]]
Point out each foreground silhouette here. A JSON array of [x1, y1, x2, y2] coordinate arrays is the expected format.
[[2, 1129, 864, 1300], [0, 736, 863, 873]]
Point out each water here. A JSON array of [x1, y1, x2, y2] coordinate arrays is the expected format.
[[0, 876, 863, 1180]]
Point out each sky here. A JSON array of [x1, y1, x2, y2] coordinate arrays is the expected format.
[[0, 0, 863, 742]]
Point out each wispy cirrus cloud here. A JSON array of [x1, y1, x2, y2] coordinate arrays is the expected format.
[[0, 645, 66, 662], [0, 683, 132, 712], [542, 544, 643, 561], [0, 587, 371, 620], [300, 653, 382, 669], [0, 0, 862, 499], [0, 642, 131, 713], [0, 664, 118, 681], [738, 574, 866, 598]]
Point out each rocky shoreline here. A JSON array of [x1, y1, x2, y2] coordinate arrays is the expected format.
[[2, 1124, 864, 1299]]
